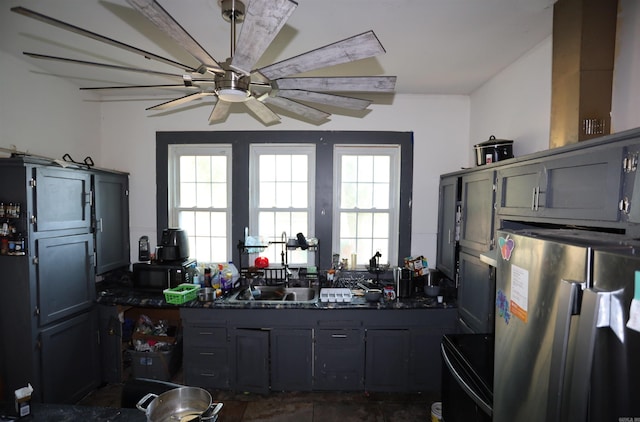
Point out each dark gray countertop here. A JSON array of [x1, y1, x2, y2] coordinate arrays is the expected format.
[[96, 285, 456, 311], [0, 403, 145, 422]]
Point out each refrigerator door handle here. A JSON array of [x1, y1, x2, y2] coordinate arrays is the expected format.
[[566, 288, 602, 422], [547, 279, 584, 422], [441, 343, 493, 417]]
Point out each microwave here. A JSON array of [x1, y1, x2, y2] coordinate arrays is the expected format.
[[132, 260, 197, 291]]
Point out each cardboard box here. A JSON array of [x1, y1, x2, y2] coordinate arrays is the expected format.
[[128, 342, 182, 381]]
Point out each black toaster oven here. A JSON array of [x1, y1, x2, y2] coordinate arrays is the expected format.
[[132, 260, 197, 291]]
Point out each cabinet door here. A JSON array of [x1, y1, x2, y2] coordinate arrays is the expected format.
[[436, 176, 459, 280], [233, 329, 269, 394], [409, 327, 448, 392], [36, 233, 95, 326], [314, 329, 365, 390], [98, 305, 122, 384], [540, 147, 624, 221], [458, 251, 495, 334], [459, 171, 495, 253], [40, 309, 100, 403], [365, 329, 410, 392], [94, 172, 130, 274], [497, 163, 544, 217], [34, 167, 92, 233], [271, 329, 313, 391]]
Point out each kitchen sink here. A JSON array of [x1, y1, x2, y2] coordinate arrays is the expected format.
[[228, 286, 318, 304]]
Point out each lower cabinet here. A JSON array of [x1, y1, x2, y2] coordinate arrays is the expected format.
[[183, 323, 230, 390], [365, 329, 410, 391], [271, 328, 313, 391], [181, 308, 457, 393], [315, 328, 365, 390]]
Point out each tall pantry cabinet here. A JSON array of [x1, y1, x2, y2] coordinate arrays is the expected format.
[[0, 157, 129, 403]]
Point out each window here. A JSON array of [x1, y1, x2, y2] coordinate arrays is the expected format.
[[333, 145, 401, 267], [168, 144, 232, 263], [157, 131, 413, 270], [249, 144, 316, 266]]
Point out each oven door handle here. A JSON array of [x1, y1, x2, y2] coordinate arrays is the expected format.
[[441, 343, 493, 416]]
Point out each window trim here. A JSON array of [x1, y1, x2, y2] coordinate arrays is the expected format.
[[156, 131, 413, 269]]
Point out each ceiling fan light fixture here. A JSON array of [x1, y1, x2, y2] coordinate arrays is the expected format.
[[215, 68, 251, 102]]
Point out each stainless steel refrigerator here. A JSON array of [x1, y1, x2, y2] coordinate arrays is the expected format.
[[494, 229, 640, 422]]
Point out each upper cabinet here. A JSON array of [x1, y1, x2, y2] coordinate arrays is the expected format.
[[94, 172, 130, 274], [496, 146, 624, 223], [436, 175, 460, 280], [33, 167, 92, 233], [459, 170, 496, 253]]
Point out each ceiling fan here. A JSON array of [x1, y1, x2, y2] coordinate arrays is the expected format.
[[11, 0, 397, 125]]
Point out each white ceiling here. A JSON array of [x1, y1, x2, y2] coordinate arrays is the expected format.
[[0, 0, 555, 98]]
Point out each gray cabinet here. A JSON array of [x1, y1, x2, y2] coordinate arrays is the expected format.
[[32, 167, 92, 234], [0, 158, 101, 404], [459, 170, 496, 253], [315, 328, 365, 391], [40, 309, 100, 403], [94, 172, 130, 274], [181, 315, 230, 390], [233, 328, 269, 394], [271, 328, 313, 391], [436, 175, 460, 280], [457, 251, 495, 334], [497, 147, 624, 222], [180, 308, 455, 393], [365, 329, 410, 392]]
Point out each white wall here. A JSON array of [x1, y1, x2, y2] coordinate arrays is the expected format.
[[612, 0, 640, 132], [98, 94, 470, 266], [469, 36, 552, 163], [470, 0, 640, 159], [0, 50, 101, 160]]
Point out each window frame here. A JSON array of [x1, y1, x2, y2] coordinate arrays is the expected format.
[[167, 144, 233, 261], [332, 144, 401, 267], [249, 143, 317, 266], [156, 131, 413, 270]]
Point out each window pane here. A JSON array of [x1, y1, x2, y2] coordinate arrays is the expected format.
[[179, 211, 195, 235], [357, 156, 374, 182], [196, 182, 212, 208], [210, 212, 226, 237], [373, 183, 389, 209], [211, 183, 227, 208], [291, 155, 308, 182], [260, 182, 276, 207], [357, 213, 373, 238], [180, 182, 196, 207], [373, 213, 389, 237], [260, 155, 275, 181], [180, 156, 196, 182], [291, 182, 307, 207], [196, 156, 212, 182], [373, 156, 390, 183], [340, 213, 357, 237], [341, 183, 357, 209], [275, 183, 292, 208], [195, 211, 211, 236], [275, 155, 292, 181], [211, 157, 226, 182], [342, 156, 358, 182], [356, 183, 373, 208]]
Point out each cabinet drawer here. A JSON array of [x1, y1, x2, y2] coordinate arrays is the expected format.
[[316, 329, 363, 345], [183, 326, 226, 347]]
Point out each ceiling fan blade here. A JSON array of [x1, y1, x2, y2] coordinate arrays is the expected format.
[[126, 0, 222, 73], [275, 90, 371, 110], [80, 84, 196, 91], [147, 92, 214, 111], [264, 96, 330, 123], [230, 0, 297, 75], [258, 31, 386, 80], [244, 97, 281, 125], [23, 52, 184, 78], [273, 76, 396, 92], [209, 99, 231, 123], [11, 7, 197, 73]]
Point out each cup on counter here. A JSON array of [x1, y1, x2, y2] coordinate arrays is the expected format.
[[383, 285, 396, 300]]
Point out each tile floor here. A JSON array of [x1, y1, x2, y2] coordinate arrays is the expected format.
[[78, 381, 440, 422]]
